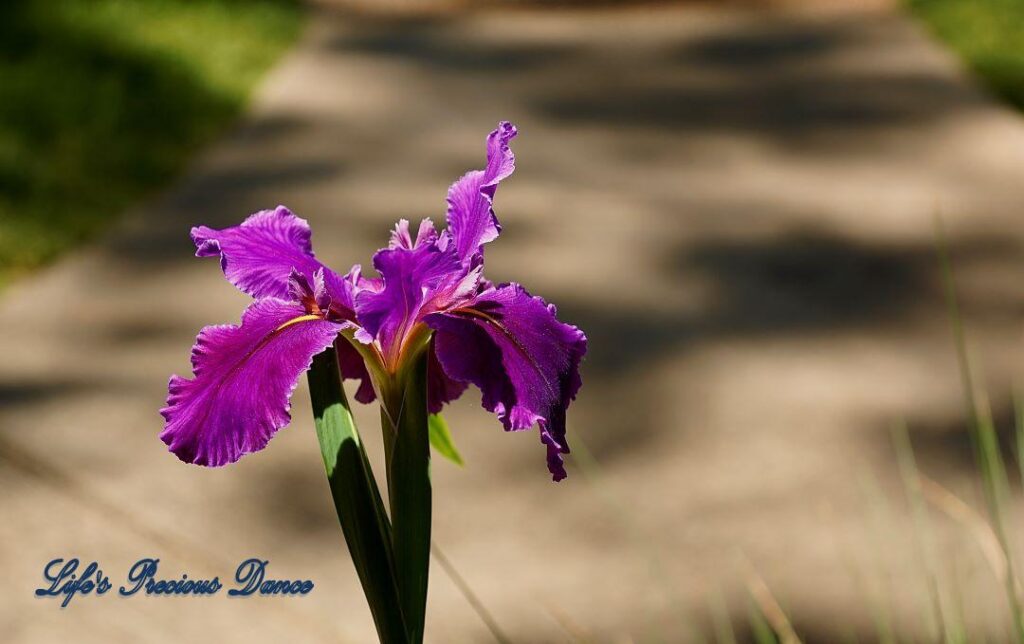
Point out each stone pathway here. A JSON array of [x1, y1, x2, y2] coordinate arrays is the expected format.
[[4, 2, 1024, 641]]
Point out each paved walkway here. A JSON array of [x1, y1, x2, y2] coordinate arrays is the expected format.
[[5, 2, 1024, 642]]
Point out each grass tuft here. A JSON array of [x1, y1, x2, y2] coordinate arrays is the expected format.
[[907, 0, 1024, 111], [935, 215, 1024, 642], [0, 0, 303, 285]]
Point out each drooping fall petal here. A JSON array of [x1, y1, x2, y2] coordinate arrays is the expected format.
[[427, 341, 469, 414], [425, 283, 587, 480], [192, 206, 351, 309], [160, 299, 343, 466], [445, 122, 517, 266]]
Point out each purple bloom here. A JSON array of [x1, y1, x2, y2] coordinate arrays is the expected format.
[[161, 122, 587, 480]]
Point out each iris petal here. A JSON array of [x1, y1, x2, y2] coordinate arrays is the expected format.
[[160, 298, 342, 466], [389, 218, 439, 250], [355, 238, 463, 361], [445, 122, 517, 266], [192, 206, 352, 313], [425, 283, 587, 480], [427, 341, 469, 414]]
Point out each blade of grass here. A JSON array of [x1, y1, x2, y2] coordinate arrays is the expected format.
[[891, 422, 955, 643], [542, 600, 593, 644], [569, 429, 695, 641], [1015, 389, 1024, 492], [739, 555, 801, 644], [430, 543, 512, 644], [935, 216, 1024, 641], [747, 599, 779, 644], [919, 474, 1008, 590], [947, 549, 967, 644], [825, 486, 897, 644], [934, 216, 980, 431], [974, 391, 1023, 639], [708, 586, 738, 644]]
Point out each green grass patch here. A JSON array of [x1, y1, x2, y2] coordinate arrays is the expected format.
[[907, 0, 1024, 110], [0, 0, 303, 284]]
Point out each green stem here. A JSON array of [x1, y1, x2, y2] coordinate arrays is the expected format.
[[381, 346, 432, 644], [308, 346, 409, 644]]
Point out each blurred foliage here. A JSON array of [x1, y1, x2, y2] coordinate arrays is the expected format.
[[0, 0, 302, 284], [908, 0, 1024, 109]]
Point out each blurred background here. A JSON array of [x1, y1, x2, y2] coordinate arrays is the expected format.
[[4, 0, 1024, 641]]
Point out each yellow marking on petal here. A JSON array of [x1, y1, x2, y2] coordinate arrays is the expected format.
[[450, 306, 501, 326], [273, 314, 323, 334], [172, 310, 333, 446], [224, 313, 326, 381]]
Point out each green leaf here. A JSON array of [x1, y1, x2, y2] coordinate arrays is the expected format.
[[386, 351, 432, 643], [428, 413, 463, 466], [307, 348, 409, 644]]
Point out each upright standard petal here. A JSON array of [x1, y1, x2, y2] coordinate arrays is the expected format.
[[425, 283, 587, 480], [192, 206, 349, 307], [355, 239, 463, 361], [446, 122, 517, 265], [389, 218, 439, 250], [160, 299, 342, 466]]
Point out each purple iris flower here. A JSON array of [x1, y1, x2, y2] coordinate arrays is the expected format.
[[161, 122, 587, 480]]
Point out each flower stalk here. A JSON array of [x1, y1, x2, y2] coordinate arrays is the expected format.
[[382, 345, 432, 643], [307, 345, 408, 643], [309, 338, 434, 643]]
